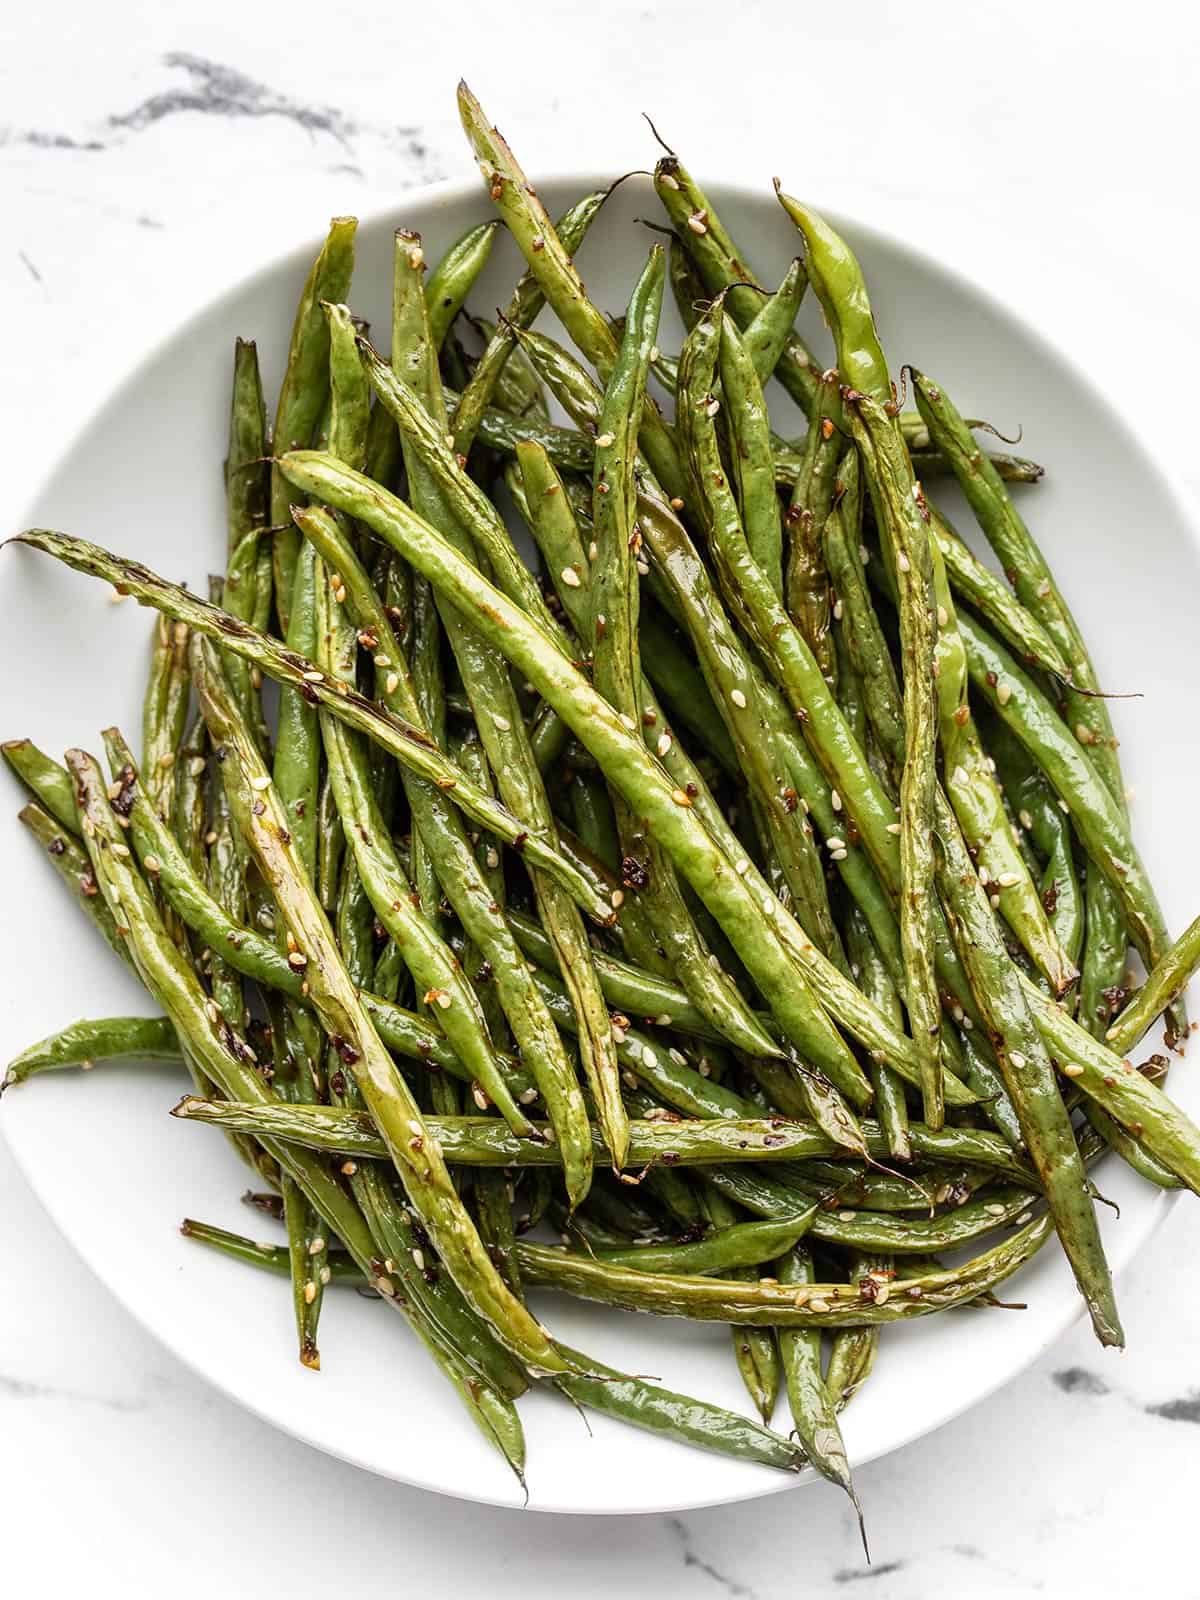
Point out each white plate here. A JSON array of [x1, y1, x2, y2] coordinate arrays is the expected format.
[[2, 173, 1196, 1516]]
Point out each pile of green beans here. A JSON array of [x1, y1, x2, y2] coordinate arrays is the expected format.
[[6, 84, 1200, 1518]]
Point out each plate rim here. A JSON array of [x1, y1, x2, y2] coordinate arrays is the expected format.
[[1, 166, 1191, 1515]]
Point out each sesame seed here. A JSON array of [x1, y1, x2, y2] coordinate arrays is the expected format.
[[636, 558, 650, 575], [830, 789, 842, 811], [157, 751, 175, 770], [143, 854, 161, 875], [761, 895, 777, 917], [1008, 1051, 1026, 1069], [897, 552, 911, 573], [383, 672, 399, 695], [734, 858, 749, 876], [341, 1161, 357, 1176], [996, 872, 1020, 888], [1058, 798, 1070, 813], [1016, 1211, 1033, 1225], [656, 733, 672, 757], [655, 1013, 672, 1027], [111, 841, 131, 858], [250, 774, 271, 791], [838, 1210, 857, 1222], [826, 836, 846, 851], [985, 1203, 1008, 1216], [792, 1287, 809, 1307], [669, 1047, 687, 1067], [1019, 809, 1034, 830], [886, 821, 901, 834], [319, 1266, 332, 1286], [687, 210, 708, 234], [669, 497, 685, 511], [519, 1088, 538, 1105], [588, 540, 598, 562], [978, 865, 991, 885], [303, 1280, 317, 1304], [204, 830, 218, 846], [1037, 578, 1051, 597], [287, 950, 308, 969], [308, 1237, 326, 1256], [875, 1279, 890, 1305], [187, 755, 206, 778], [560, 566, 582, 588], [990, 893, 1000, 909], [411, 1249, 426, 1271], [937, 605, 949, 628], [472, 1084, 489, 1110], [832, 598, 844, 620], [698, 1059, 712, 1077], [374, 653, 391, 667], [641, 1046, 657, 1068], [997, 682, 1012, 706], [595, 432, 615, 448], [435, 990, 452, 1010], [302, 670, 324, 683], [671, 788, 692, 807], [407, 1120, 423, 1137], [809, 1295, 831, 1313], [1061, 1061, 1084, 1077], [610, 889, 625, 909], [485, 847, 499, 869], [493, 714, 511, 732], [619, 713, 636, 731], [730, 688, 747, 709]]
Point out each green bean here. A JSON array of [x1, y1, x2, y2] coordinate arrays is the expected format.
[[844, 390, 941, 1126], [719, 315, 784, 598], [590, 253, 775, 1061], [190, 640, 576, 1374], [784, 370, 842, 682], [1079, 860, 1128, 1040], [391, 241, 606, 1185], [986, 711, 1084, 966], [825, 1253, 886, 1413], [1109, 912, 1200, 1055], [221, 341, 274, 754], [16, 801, 130, 963], [776, 443, 1048, 491], [141, 611, 191, 822], [777, 1243, 863, 1533], [843, 906, 910, 1161], [4, 1015, 179, 1088], [653, 154, 819, 416], [180, 1217, 527, 1474], [958, 610, 1169, 985], [597, 1208, 820, 1275], [458, 84, 685, 502], [451, 189, 609, 457], [550, 1342, 803, 1473], [269, 217, 357, 631], [516, 1209, 1055, 1326], [931, 508, 1070, 679], [13, 528, 609, 923], [933, 787, 1121, 1346], [2, 739, 78, 831], [171, 1097, 1033, 1182], [913, 369, 1171, 1043], [930, 510, 1075, 993], [424, 221, 498, 349]]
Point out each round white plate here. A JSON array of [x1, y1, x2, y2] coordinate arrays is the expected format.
[[2, 173, 1195, 1515]]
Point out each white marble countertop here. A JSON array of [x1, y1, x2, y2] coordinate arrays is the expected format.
[[4, 5, 1200, 1595]]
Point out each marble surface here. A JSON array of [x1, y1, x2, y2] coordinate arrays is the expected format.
[[4, 4, 1200, 1594]]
